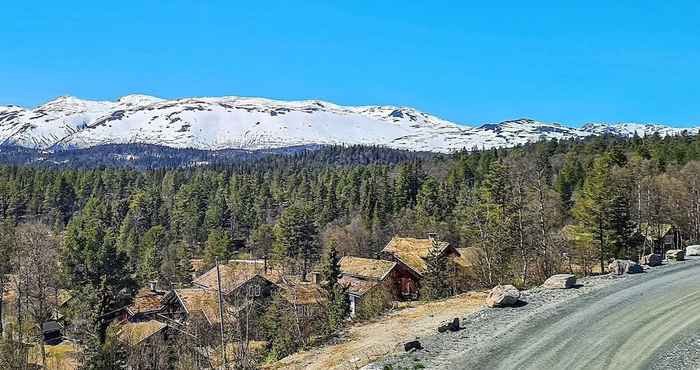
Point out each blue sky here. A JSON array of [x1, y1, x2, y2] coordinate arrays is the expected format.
[[1, 1, 698, 127]]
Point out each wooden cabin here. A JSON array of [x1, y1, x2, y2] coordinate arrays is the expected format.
[[192, 259, 281, 305], [338, 256, 400, 317], [380, 236, 462, 299]]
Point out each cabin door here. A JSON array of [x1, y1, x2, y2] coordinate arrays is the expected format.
[[400, 278, 415, 298]]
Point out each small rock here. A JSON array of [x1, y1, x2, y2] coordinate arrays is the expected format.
[[686, 245, 700, 256], [543, 274, 577, 289], [487, 285, 520, 307], [608, 259, 643, 275], [448, 318, 461, 332], [667, 249, 685, 261], [641, 253, 663, 267], [404, 340, 423, 352]]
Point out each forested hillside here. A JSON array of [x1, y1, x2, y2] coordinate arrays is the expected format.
[[1, 132, 699, 368]]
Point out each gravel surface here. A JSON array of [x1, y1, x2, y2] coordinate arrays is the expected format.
[[368, 257, 700, 370]]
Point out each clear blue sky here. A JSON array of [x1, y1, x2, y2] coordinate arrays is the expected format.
[[1, 1, 699, 127]]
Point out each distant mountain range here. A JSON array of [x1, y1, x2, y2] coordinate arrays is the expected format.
[[1, 95, 697, 153]]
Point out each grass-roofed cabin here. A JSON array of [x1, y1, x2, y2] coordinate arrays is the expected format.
[[276, 278, 328, 337], [118, 287, 167, 323], [192, 259, 281, 306], [380, 236, 461, 299], [338, 256, 400, 318]]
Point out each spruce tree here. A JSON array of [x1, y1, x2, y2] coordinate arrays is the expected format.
[[321, 241, 349, 332], [273, 204, 319, 278], [62, 197, 136, 344], [573, 156, 615, 273], [420, 239, 450, 300], [203, 227, 232, 267]]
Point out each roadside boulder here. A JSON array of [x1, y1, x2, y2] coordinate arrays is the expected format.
[[686, 245, 700, 256], [404, 340, 423, 352], [666, 249, 685, 261], [543, 274, 577, 289], [487, 285, 520, 307], [641, 253, 663, 267], [608, 259, 643, 275]]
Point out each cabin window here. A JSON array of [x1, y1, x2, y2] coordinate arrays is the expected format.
[[296, 305, 315, 317], [247, 284, 261, 297]]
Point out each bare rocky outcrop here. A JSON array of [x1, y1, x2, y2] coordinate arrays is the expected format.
[[666, 249, 685, 261], [608, 259, 643, 275], [543, 274, 577, 289], [487, 285, 520, 307], [686, 245, 700, 256], [641, 253, 663, 267]]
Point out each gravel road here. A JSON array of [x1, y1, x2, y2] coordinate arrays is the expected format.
[[371, 257, 700, 370]]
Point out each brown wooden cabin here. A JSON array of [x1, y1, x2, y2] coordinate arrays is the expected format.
[[380, 236, 462, 299], [275, 277, 328, 337], [338, 256, 401, 317]]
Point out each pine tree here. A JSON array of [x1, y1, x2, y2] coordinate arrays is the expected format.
[[203, 227, 232, 267], [137, 225, 168, 284], [608, 187, 636, 258], [62, 197, 136, 343], [415, 176, 442, 228], [573, 156, 615, 273], [320, 241, 349, 332], [420, 239, 450, 300], [273, 204, 319, 278]]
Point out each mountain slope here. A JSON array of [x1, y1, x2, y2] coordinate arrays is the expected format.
[[0, 95, 697, 153]]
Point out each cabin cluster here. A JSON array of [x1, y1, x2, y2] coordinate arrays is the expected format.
[[111, 258, 327, 353], [0, 234, 478, 357], [106, 234, 481, 350], [339, 235, 477, 317]]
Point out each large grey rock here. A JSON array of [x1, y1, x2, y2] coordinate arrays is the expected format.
[[487, 285, 520, 307], [641, 253, 663, 267], [686, 245, 700, 256], [543, 274, 577, 289], [666, 249, 685, 261], [608, 259, 643, 275]]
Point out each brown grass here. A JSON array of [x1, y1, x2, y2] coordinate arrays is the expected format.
[[266, 292, 487, 370]]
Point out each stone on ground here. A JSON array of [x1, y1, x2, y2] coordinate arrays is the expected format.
[[666, 249, 685, 261], [487, 285, 520, 307], [404, 340, 423, 352], [608, 259, 643, 275], [543, 274, 577, 289], [448, 318, 461, 332], [686, 245, 700, 256], [641, 253, 663, 267]]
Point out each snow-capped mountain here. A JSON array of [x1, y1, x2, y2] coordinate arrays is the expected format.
[[0, 95, 697, 153]]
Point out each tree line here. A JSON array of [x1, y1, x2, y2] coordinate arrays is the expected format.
[[0, 132, 699, 367]]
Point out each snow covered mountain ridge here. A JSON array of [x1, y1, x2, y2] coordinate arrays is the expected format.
[[0, 95, 697, 153]]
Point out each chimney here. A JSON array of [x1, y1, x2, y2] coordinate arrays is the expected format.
[[427, 232, 438, 241], [148, 280, 157, 292], [310, 271, 321, 285]]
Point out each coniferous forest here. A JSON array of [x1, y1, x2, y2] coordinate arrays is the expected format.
[[1, 132, 700, 368]]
